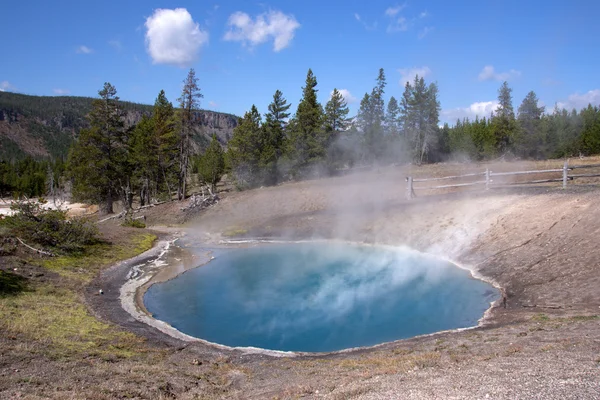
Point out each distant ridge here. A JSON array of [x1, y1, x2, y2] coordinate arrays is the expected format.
[[0, 91, 238, 160]]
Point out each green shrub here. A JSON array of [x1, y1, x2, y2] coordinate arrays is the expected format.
[[0, 200, 99, 254], [121, 218, 146, 229]]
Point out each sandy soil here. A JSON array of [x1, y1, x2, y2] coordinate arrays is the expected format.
[[3, 162, 600, 399], [0, 198, 98, 217]]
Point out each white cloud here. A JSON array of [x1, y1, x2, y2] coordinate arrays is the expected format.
[[53, 88, 70, 95], [145, 8, 209, 67], [332, 89, 357, 104], [208, 100, 218, 109], [76, 45, 93, 54], [385, 4, 406, 17], [478, 65, 521, 82], [442, 101, 499, 122], [418, 26, 433, 39], [419, 11, 429, 18], [224, 10, 300, 52], [0, 81, 15, 92], [387, 16, 408, 33], [555, 89, 600, 111], [354, 12, 378, 31], [385, 4, 410, 33], [398, 66, 432, 86]]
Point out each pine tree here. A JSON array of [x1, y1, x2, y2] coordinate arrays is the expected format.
[[177, 69, 203, 200], [362, 68, 387, 163], [438, 123, 451, 159], [227, 105, 263, 188], [287, 69, 325, 175], [197, 134, 225, 193], [67, 82, 126, 214], [516, 91, 546, 158], [371, 68, 386, 127], [262, 90, 291, 184], [325, 89, 350, 133], [426, 82, 442, 161], [324, 88, 351, 171], [129, 115, 156, 206], [356, 93, 373, 133], [492, 81, 517, 154], [153, 90, 178, 201], [400, 76, 441, 163], [580, 105, 600, 155], [385, 96, 401, 137]]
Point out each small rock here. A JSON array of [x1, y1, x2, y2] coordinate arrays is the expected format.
[[192, 359, 202, 365], [99, 289, 104, 295]]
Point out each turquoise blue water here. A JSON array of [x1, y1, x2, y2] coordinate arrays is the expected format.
[[144, 243, 498, 352]]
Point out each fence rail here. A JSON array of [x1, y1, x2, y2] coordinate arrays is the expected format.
[[412, 172, 485, 183], [406, 161, 600, 199]]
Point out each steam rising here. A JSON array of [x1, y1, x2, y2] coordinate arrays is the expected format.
[[231, 244, 447, 332]]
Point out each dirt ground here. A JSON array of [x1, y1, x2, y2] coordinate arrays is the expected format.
[[2, 160, 600, 399]]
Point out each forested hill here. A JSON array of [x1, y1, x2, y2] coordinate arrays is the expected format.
[[0, 91, 238, 161]]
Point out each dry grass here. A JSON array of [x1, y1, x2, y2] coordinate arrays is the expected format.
[[0, 232, 156, 360], [334, 350, 441, 376]]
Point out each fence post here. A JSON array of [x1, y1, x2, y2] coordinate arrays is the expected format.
[[563, 160, 568, 189], [406, 176, 414, 199], [485, 168, 490, 190]]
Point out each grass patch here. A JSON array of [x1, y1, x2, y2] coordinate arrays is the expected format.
[[529, 313, 599, 327], [569, 315, 599, 322], [40, 233, 156, 283], [0, 284, 147, 359], [222, 227, 248, 237], [337, 351, 441, 374], [122, 218, 146, 229], [531, 313, 550, 322], [0, 231, 157, 360]]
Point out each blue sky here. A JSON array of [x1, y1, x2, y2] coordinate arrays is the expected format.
[[1, 0, 599, 123]]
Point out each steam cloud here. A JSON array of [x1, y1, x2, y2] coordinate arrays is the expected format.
[[222, 244, 452, 334]]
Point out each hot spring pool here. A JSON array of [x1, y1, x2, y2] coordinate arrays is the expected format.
[[144, 243, 498, 352]]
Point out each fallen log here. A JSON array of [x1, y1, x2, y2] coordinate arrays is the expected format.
[[98, 210, 126, 223], [16, 237, 55, 257]]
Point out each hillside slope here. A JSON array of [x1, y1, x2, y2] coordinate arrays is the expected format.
[[0, 92, 238, 160]]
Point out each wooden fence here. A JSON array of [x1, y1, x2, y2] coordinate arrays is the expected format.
[[406, 161, 600, 199]]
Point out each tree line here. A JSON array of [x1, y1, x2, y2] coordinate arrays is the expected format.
[[226, 69, 600, 189], [0, 158, 64, 198], [66, 69, 226, 213], [446, 84, 600, 160], [225, 67, 442, 187], [1, 67, 600, 208]]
